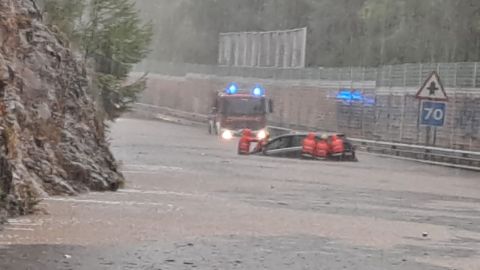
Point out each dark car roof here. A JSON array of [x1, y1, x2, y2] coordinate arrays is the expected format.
[[273, 132, 346, 139], [291, 131, 345, 136]]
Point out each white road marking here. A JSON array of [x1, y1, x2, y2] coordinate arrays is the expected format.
[[7, 219, 43, 226], [45, 198, 122, 205], [3, 227, 35, 231], [3, 218, 44, 233], [119, 189, 202, 198], [122, 164, 184, 172], [43, 197, 181, 211], [5, 223, 42, 227], [122, 171, 162, 174]]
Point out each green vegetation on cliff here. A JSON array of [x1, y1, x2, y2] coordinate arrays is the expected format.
[[44, 0, 152, 119]]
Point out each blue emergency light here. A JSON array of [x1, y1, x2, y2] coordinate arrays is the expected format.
[[351, 90, 364, 102], [226, 83, 239, 95], [252, 84, 265, 97], [336, 89, 353, 102], [336, 89, 376, 106]]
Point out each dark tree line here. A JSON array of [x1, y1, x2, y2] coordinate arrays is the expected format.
[[136, 0, 480, 67]]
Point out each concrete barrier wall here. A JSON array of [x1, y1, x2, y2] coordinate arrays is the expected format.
[[135, 73, 480, 151]]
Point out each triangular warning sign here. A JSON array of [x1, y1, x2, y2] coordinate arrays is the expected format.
[[416, 71, 448, 101]]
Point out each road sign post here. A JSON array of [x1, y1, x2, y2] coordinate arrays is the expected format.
[[416, 71, 448, 146]]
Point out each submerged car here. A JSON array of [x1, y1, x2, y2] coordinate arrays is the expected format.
[[257, 132, 357, 161]]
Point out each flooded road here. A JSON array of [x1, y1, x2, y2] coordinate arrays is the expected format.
[[1, 118, 479, 269]]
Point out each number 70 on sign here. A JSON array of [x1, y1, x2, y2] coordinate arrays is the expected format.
[[420, 101, 446, 127]]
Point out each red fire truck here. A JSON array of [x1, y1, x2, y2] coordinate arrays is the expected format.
[[208, 83, 273, 140]]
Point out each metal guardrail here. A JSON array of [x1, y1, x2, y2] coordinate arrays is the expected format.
[[349, 138, 480, 171], [132, 103, 208, 123], [267, 126, 480, 171]]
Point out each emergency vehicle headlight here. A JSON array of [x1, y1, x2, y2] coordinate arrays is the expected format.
[[226, 83, 239, 95], [222, 130, 233, 140], [257, 130, 267, 140], [252, 84, 265, 97]]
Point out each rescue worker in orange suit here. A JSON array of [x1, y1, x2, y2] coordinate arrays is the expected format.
[[238, 129, 258, 155], [252, 131, 270, 154], [329, 134, 345, 160], [302, 132, 317, 158], [314, 134, 329, 160]]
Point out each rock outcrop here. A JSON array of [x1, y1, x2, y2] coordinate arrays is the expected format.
[[0, 0, 124, 217]]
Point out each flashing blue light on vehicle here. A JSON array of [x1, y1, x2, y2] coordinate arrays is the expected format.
[[336, 89, 374, 105], [351, 90, 364, 102], [226, 83, 239, 95], [252, 84, 265, 97], [336, 89, 353, 102]]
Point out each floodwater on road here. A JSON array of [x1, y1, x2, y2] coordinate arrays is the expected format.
[[1, 118, 479, 270]]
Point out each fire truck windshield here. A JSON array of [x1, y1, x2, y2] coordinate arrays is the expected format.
[[221, 97, 266, 116]]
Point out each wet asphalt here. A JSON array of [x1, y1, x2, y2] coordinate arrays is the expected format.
[[0, 118, 479, 270]]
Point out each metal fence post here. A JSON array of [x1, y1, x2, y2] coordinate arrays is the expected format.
[[419, 63, 423, 85], [387, 65, 393, 140], [474, 62, 478, 88], [454, 63, 458, 88], [388, 65, 393, 88], [399, 64, 408, 142], [449, 85, 458, 149]]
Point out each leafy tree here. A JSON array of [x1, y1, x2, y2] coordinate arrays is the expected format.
[[44, 0, 152, 120], [83, 0, 152, 120], [44, 0, 85, 43]]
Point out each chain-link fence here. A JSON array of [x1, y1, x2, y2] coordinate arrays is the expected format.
[[135, 60, 480, 151], [136, 61, 480, 89]]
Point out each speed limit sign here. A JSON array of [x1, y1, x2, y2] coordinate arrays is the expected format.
[[420, 101, 446, 127]]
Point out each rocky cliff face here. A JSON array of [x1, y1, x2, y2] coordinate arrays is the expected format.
[[0, 0, 124, 218]]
